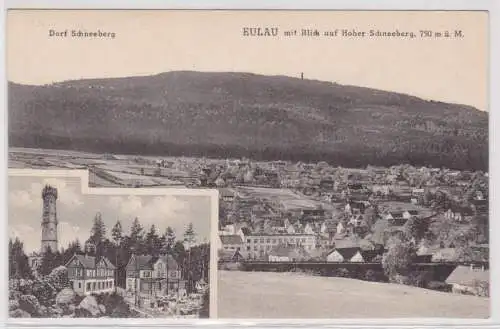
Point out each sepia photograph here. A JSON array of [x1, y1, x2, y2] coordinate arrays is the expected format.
[[6, 9, 489, 319], [8, 170, 215, 319]]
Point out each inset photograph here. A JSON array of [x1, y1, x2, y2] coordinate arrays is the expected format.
[[8, 170, 216, 319]]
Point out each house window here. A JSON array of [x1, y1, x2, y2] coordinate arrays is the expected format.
[[78, 282, 81, 289], [93, 282, 96, 290], [266, 239, 271, 243], [86, 283, 91, 291], [253, 239, 258, 243], [247, 246, 250, 251], [247, 239, 250, 243]]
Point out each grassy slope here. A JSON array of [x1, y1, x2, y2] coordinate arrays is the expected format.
[[8, 71, 488, 170], [218, 271, 489, 318]]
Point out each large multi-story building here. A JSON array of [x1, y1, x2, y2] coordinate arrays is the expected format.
[[65, 254, 116, 296], [244, 233, 317, 259], [125, 254, 184, 296]]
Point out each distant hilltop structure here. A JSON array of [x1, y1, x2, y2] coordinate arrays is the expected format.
[[29, 185, 59, 270]]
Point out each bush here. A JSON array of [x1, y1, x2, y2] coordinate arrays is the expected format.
[[472, 280, 489, 297], [391, 274, 412, 285], [15, 279, 34, 296], [47, 266, 69, 291], [408, 270, 433, 288], [382, 236, 415, 280], [427, 281, 451, 292], [31, 280, 57, 307], [18, 295, 41, 317], [94, 292, 131, 316], [199, 290, 209, 318], [336, 268, 350, 277], [220, 262, 242, 271], [365, 269, 377, 281]]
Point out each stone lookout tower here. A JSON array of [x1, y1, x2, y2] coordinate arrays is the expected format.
[[41, 185, 58, 253]]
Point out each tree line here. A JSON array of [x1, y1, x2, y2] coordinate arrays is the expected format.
[[9, 215, 210, 290]]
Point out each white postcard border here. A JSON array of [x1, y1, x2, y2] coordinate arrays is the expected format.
[[1, 0, 498, 327]]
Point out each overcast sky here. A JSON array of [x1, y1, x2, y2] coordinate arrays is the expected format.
[[7, 10, 488, 110], [8, 175, 212, 254]]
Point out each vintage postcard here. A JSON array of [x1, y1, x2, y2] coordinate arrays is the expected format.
[[7, 169, 217, 319], [6, 9, 489, 319]]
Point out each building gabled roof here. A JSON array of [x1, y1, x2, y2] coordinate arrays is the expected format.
[[432, 248, 459, 262], [416, 244, 440, 256], [218, 249, 244, 262], [73, 254, 96, 268], [269, 245, 309, 259], [126, 254, 178, 271], [389, 211, 404, 218], [360, 250, 380, 262], [334, 238, 360, 249], [334, 247, 361, 261], [220, 188, 236, 198], [65, 254, 116, 269], [445, 265, 489, 286], [101, 257, 117, 270], [220, 235, 243, 245], [240, 227, 252, 236]]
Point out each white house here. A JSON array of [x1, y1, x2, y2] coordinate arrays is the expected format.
[[350, 250, 365, 262], [403, 210, 419, 219], [303, 223, 315, 235], [65, 254, 116, 296], [445, 209, 463, 222], [336, 222, 346, 234], [125, 254, 182, 295], [326, 247, 362, 263], [286, 224, 296, 234], [220, 235, 244, 252], [326, 250, 344, 262]]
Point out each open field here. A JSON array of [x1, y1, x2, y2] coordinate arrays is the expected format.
[[237, 186, 326, 210], [9, 147, 190, 187], [218, 271, 489, 318]]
